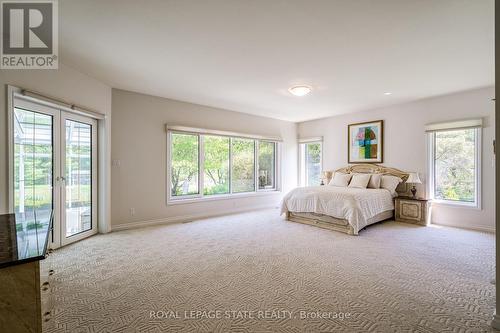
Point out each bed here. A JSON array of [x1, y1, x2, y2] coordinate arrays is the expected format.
[[281, 164, 409, 235]]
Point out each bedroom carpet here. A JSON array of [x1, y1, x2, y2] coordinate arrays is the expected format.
[[43, 209, 495, 332]]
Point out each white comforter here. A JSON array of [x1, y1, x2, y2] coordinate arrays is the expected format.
[[281, 186, 394, 232]]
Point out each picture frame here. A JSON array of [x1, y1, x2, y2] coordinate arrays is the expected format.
[[348, 120, 384, 163]]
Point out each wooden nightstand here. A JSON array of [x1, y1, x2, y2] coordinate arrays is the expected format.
[[395, 197, 431, 226]]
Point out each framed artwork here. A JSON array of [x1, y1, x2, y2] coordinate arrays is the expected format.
[[348, 120, 383, 163]]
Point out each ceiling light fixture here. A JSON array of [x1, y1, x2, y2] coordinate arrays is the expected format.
[[288, 85, 312, 97], [384, 92, 393, 95]]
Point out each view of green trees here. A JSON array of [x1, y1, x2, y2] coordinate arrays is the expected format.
[[231, 138, 255, 193], [306, 143, 321, 186], [434, 129, 476, 202], [170, 133, 199, 196], [171, 133, 276, 197], [204, 136, 229, 195], [258, 141, 275, 189]]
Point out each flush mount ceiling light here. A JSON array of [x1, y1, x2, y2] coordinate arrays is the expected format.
[[288, 85, 312, 96], [384, 92, 393, 95]]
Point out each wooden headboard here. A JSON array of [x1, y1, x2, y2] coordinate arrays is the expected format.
[[323, 164, 409, 195]]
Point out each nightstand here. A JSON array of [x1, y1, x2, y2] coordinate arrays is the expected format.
[[394, 197, 431, 226]]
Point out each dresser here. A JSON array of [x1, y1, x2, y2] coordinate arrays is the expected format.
[[0, 213, 54, 333], [394, 197, 431, 226]]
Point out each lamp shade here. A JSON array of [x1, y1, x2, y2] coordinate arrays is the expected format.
[[406, 172, 422, 184]]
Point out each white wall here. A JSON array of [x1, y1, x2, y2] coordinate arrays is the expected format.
[[0, 64, 112, 231], [111, 89, 297, 229], [298, 87, 495, 232]]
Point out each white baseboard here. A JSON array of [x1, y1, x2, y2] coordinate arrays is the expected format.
[[431, 221, 495, 233], [111, 204, 279, 231]]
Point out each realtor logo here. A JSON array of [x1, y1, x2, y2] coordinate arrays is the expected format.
[[1, 0, 58, 69]]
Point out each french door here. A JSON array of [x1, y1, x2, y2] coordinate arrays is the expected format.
[[12, 98, 98, 248], [60, 112, 98, 246]]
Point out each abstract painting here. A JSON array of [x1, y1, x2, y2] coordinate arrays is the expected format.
[[348, 120, 383, 163]]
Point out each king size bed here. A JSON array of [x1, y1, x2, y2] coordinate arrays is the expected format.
[[281, 164, 409, 235]]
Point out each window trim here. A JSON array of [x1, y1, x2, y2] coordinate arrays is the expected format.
[[166, 130, 280, 205], [427, 127, 481, 209], [299, 140, 323, 187]]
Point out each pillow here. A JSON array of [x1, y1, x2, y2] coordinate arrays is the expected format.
[[368, 174, 382, 189], [328, 173, 353, 187], [380, 175, 403, 195], [348, 173, 371, 189]]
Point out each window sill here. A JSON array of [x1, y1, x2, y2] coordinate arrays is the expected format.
[[431, 199, 481, 210], [167, 190, 281, 206]]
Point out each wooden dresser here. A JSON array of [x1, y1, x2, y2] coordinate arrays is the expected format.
[[0, 213, 54, 332], [395, 197, 431, 226]]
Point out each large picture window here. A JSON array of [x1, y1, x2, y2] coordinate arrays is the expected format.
[[428, 127, 480, 207], [168, 129, 279, 203]]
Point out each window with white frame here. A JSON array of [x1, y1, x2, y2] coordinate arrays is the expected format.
[[168, 128, 279, 202], [299, 139, 322, 186], [427, 121, 481, 207]]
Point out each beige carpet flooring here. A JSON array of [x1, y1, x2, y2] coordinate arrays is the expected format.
[[43, 209, 496, 332]]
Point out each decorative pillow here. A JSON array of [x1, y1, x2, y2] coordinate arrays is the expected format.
[[328, 173, 353, 187], [368, 174, 382, 189], [380, 175, 403, 194], [348, 173, 371, 189]]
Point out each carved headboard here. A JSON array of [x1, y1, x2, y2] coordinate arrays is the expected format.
[[323, 164, 409, 195]]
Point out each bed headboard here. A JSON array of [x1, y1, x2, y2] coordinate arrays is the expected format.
[[324, 164, 410, 195]]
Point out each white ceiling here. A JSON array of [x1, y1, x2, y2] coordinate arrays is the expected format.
[[59, 0, 494, 123]]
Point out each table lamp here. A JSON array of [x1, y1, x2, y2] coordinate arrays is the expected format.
[[320, 171, 330, 185], [406, 172, 422, 198]]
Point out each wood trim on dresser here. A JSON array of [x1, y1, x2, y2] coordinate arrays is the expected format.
[[394, 197, 431, 226]]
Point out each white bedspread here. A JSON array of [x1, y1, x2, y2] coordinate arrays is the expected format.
[[281, 186, 394, 232]]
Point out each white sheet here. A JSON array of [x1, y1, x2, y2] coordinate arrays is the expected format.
[[281, 186, 394, 233]]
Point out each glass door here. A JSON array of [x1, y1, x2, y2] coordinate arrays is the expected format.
[[60, 112, 98, 246], [13, 99, 60, 248], [12, 98, 98, 248]]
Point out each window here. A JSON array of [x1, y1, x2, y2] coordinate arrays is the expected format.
[[170, 133, 199, 197], [168, 129, 279, 203], [428, 127, 480, 207], [299, 140, 322, 186], [204, 135, 230, 195], [258, 141, 276, 190], [231, 138, 255, 193]]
